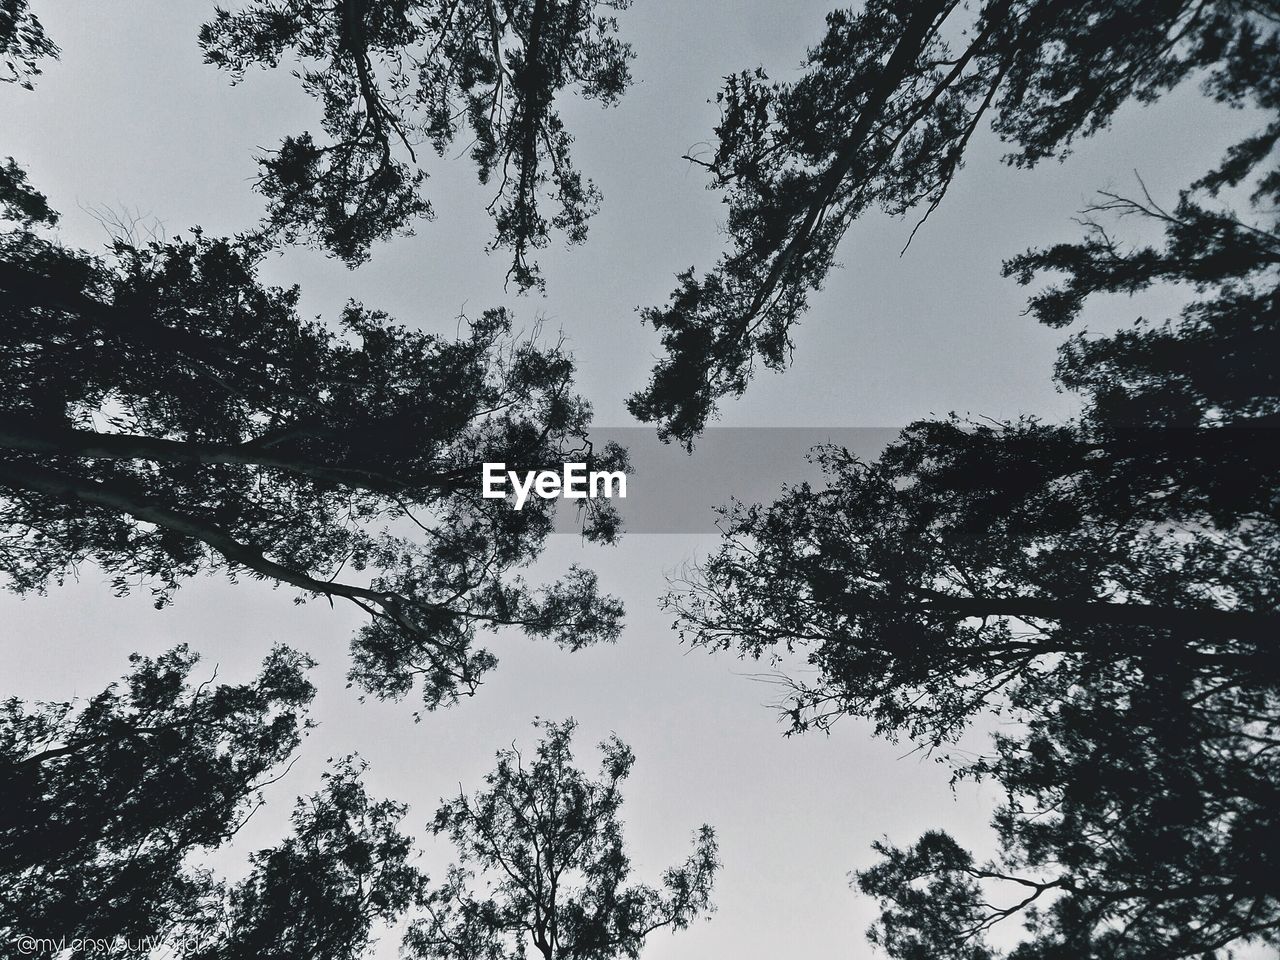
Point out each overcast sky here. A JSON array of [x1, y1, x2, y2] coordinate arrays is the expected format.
[[1, 2, 1262, 957]]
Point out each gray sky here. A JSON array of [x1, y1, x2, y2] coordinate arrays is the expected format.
[[1, 2, 1263, 957]]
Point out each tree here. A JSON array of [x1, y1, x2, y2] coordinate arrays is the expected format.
[[672, 416, 1280, 743], [855, 668, 1280, 958], [674, 414, 1280, 952], [0, 200, 626, 712], [0, 0, 57, 88], [628, 0, 1280, 443], [0, 644, 316, 952], [200, 0, 635, 287], [668, 182, 1280, 735], [0, 156, 57, 228], [667, 66, 1279, 948], [1, 646, 432, 960], [405, 718, 718, 960], [195, 757, 428, 960]]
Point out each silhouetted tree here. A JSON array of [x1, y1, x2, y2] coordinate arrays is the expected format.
[[405, 718, 718, 960], [669, 80, 1279, 949], [673, 415, 1279, 742], [629, 0, 1280, 443], [0, 0, 57, 88], [0, 207, 625, 712], [0, 645, 316, 953], [200, 0, 634, 286], [196, 757, 428, 960], [855, 667, 1280, 958], [0, 157, 56, 228], [671, 170, 1280, 734]]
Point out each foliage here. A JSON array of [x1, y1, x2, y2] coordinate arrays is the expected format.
[[0, 158, 57, 227], [406, 718, 718, 960], [670, 168, 1280, 738], [0, 214, 626, 711], [0, 0, 57, 88], [856, 832, 995, 960], [200, 0, 634, 286], [0, 645, 316, 953], [856, 670, 1280, 958], [629, 0, 1280, 443], [4, 681, 715, 960], [196, 757, 428, 960], [669, 34, 1280, 945], [673, 412, 1280, 742]]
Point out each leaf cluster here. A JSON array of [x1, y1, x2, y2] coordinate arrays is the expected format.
[[0, 645, 316, 954], [200, 0, 635, 287], [0, 207, 625, 711], [630, 0, 1280, 444], [669, 22, 1280, 944], [0, 0, 57, 88], [407, 718, 718, 960]]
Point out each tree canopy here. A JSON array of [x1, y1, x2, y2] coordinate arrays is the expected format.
[[856, 667, 1279, 959], [200, 0, 635, 287], [195, 757, 427, 960], [0, 0, 56, 88], [0, 644, 316, 952], [1, 646, 435, 960], [0, 190, 626, 711], [5, 0, 1278, 956], [406, 718, 719, 960], [629, 0, 1280, 443], [4, 681, 717, 960], [669, 163, 1280, 740], [0, 156, 57, 228], [670, 153, 1280, 952]]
